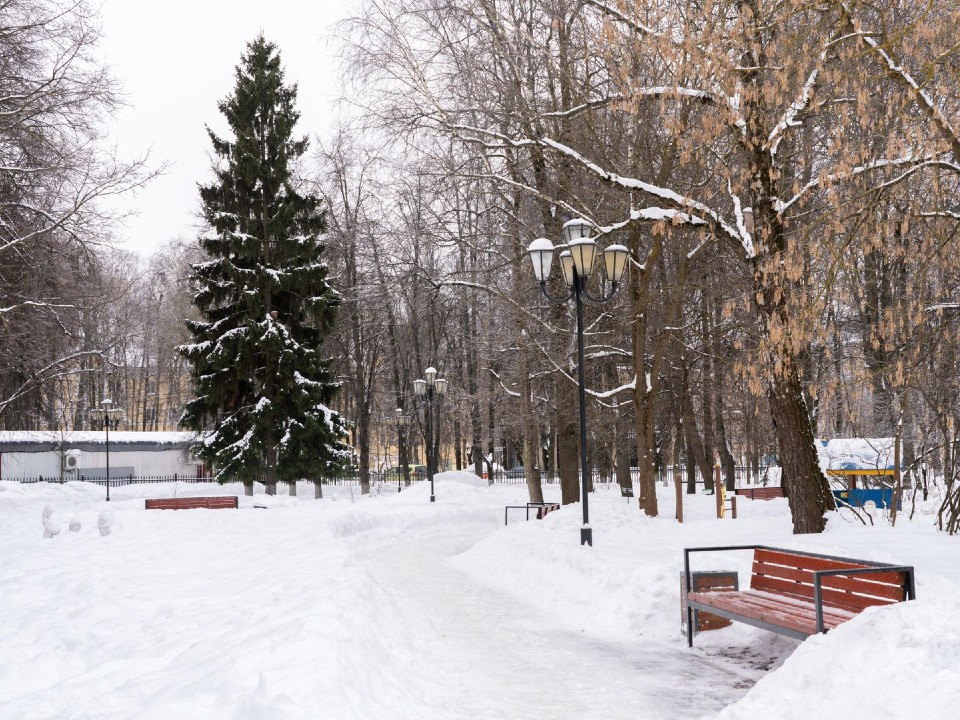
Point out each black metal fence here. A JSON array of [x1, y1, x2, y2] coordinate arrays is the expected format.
[[483, 465, 770, 486], [4, 464, 775, 488], [6, 474, 214, 487]]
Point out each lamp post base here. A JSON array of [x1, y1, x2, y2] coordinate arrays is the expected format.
[[580, 526, 592, 546], [430, 494, 436, 503]]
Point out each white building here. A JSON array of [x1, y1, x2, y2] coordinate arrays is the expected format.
[[0, 431, 204, 481]]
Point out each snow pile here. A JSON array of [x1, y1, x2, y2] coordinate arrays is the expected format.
[[433, 469, 488, 488], [0, 479, 957, 719], [717, 594, 960, 719]]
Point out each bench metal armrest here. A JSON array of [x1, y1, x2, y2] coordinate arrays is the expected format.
[[504, 505, 535, 525], [812, 565, 917, 632]]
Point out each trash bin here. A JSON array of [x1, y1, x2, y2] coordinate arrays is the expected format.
[[680, 570, 739, 636]]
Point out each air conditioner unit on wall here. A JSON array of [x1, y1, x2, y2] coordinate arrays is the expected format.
[[63, 449, 82, 471]]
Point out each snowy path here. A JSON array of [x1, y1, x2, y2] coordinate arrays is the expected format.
[[358, 524, 765, 720]]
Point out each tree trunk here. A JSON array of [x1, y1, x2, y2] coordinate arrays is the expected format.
[[767, 368, 835, 533], [681, 367, 714, 492], [557, 374, 580, 505], [454, 417, 463, 470], [520, 339, 544, 503], [615, 409, 633, 496], [264, 430, 277, 496], [358, 409, 371, 495], [715, 386, 737, 491]]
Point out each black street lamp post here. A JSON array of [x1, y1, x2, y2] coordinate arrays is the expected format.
[[528, 219, 629, 546], [90, 398, 124, 502], [413, 367, 448, 503]]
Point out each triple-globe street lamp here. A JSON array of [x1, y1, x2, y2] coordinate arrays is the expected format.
[[413, 367, 448, 503], [89, 398, 124, 502], [528, 218, 629, 546]]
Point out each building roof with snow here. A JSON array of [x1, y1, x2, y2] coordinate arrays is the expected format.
[[0, 431, 197, 453], [816, 438, 899, 475]]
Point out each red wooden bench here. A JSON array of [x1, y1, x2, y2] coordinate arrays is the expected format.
[[682, 545, 916, 645], [145, 496, 239, 510], [504, 502, 561, 525], [733, 486, 784, 500]]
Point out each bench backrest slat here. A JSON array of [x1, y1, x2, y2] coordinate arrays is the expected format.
[[145, 496, 238, 510], [751, 548, 907, 612], [536, 503, 560, 519], [736, 487, 784, 500]]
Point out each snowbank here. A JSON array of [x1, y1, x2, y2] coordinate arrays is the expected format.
[[433, 469, 488, 488], [0, 478, 957, 719], [717, 595, 960, 719]]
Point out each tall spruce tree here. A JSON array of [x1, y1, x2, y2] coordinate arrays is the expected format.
[[180, 36, 348, 495]]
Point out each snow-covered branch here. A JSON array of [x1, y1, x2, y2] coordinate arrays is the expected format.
[[0, 350, 104, 415], [583, 0, 662, 37], [488, 369, 521, 398], [840, 4, 960, 161], [540, 86, 715, 121], [0, 300, 78, 314], [767, 57, 824, 156], [538, 137, 744, 251], [775, 155, 954, 213]]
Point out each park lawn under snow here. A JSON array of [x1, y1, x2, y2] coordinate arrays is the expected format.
[[1, 473, 958, 720]]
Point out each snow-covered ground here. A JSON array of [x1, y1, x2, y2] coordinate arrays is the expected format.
[[1, 473, 958, 719]]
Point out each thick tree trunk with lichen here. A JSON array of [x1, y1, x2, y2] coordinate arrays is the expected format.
[[766, 363, 834, 532], [740, 0, 833, 533]]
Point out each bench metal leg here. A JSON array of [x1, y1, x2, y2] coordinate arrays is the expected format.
[[687, 606, 694, 647]]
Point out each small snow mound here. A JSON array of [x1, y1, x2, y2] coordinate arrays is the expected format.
[[97, 510, 116, 536], [42, 506, 60, 538], [434, 470, 488, 488]]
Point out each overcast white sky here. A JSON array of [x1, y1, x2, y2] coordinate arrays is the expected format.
[[99, 0, 357, 257]]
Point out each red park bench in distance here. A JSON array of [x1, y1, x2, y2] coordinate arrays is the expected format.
[[144, 496, 239, 510]]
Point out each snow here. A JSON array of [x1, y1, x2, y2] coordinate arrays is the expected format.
[[0, 431, 196, 446], [0, 474, 957, 719], [817, 437, 897, 472]]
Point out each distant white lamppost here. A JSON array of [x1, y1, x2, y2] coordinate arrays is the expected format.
[[528, 218, 629, 546], [413, 367, 448, 503], [89, 398, 124, 502]]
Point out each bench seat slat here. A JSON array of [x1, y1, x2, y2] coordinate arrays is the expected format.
[[694, 588, 856, 623], [688, 590, 855, 635]]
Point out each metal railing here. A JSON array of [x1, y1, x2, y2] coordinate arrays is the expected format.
[[4, 464, 778, 488], [5, 474, 215, 486]]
